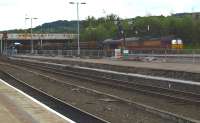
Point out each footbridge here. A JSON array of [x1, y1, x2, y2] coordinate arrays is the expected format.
[[0, 33, 77, 40], [0, 33, 77, 54]]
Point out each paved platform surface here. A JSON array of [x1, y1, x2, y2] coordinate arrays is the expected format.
[[0, 79, 73, 123], [15, 55, 200, 73]]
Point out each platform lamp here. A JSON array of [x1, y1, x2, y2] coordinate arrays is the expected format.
[[69, 2, 86, 57], [25, 17, 38, 54]]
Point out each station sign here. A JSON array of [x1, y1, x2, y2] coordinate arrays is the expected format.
[[115, 49, 122, 59]]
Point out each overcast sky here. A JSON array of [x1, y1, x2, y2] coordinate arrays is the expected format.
[[0, 0, 200, 31]]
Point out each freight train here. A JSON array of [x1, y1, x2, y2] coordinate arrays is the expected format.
[[13, 35, 181, 51], [69, 36, 178, 50], [102, 36, 176, 50]]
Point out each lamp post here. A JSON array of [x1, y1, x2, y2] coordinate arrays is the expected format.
[[116, 18, 126, 49], [25, 17, 38, 54], [69, 2, 86, 56]]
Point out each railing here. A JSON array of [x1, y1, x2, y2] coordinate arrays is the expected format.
[[128, 49, 200, 63], [5, 49, 200, 64], [129, 49, 200, 54], [14, 49, 115, 58]]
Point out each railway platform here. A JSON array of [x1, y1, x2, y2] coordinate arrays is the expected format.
[[0, 79, 74, 123], [14, 55, 200, 74]]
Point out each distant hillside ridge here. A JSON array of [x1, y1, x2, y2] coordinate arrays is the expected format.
[[2, 20, 82, 33]]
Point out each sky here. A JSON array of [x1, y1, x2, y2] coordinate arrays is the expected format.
[[0, 0, 200, 31]]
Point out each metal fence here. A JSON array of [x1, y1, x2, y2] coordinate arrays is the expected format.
[[128, 49, 200, 64], [7, 49, 200, 64], [15, 49, 115, 58]]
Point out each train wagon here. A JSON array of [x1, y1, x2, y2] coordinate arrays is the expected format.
[[103, 36, 175, 50]]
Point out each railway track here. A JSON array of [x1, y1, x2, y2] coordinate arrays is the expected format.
[[8, 59, 200, 104], [0, 70, 110, 123], [0, 61, 198, 123]]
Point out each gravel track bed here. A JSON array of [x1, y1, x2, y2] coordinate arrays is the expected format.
[[0, 62, 200, 122], [14, 56, 200, 82], [0, 63, 175, 123]]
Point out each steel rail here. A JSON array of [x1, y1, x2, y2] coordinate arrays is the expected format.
[[10, 59, 200, 104], [0, 63, 199, 123], [0, 70, 110, 123]]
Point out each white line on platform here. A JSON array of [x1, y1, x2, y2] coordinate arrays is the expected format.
[[0, 79, 76, 123]]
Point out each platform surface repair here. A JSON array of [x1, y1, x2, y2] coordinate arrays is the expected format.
[[0, 79, 75, 123]]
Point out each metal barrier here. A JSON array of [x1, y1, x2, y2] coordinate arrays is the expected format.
[[8, 49, 200, 64], [128, 49, 200, 64], [15, 49, 115, 58]]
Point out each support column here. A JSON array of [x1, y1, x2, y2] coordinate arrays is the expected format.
[[40, 40, 43, 49], [0, 38, 2, 54]]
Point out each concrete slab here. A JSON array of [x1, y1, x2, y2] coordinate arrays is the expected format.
[[0, 79, 74, 123]]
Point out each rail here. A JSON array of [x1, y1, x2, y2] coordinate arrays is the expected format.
[[2, 59, 199, 123], [9, 58, 200, 103], [6, 49, 200, 63], [0, 70, 110, 123]]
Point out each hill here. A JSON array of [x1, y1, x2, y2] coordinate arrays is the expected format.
[[3, 20, 80, 33]]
